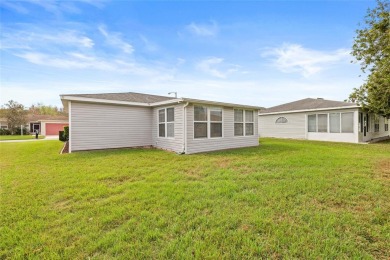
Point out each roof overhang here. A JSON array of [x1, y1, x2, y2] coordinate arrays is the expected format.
[[259, 105, 360, 116]]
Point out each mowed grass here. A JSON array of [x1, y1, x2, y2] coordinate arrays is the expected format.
[[0, 139, 389, 259], [0, 135, 44, 141]]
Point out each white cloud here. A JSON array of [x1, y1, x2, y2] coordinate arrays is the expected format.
[[98, 25, 134, 54], [262, 43, 350, 77], [0, 0, 106, 15], [0, 29, 94, 50], [186, 21, 219, 37], [196, 57, 239, 78]]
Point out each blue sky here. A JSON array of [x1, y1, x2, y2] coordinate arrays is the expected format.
[[0, 0, 376, 108]]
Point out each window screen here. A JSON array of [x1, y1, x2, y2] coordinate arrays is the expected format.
[[330, 113, 340, 133], [317, 114, 328, 132], [341, 113, 354, 133], [308, 115, 316, 132]]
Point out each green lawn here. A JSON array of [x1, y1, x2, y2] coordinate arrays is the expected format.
[[0, 135, 45, 141], [0, 139, 389, 259]]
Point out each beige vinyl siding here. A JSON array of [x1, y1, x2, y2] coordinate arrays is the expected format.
[[258, 113, 306, 139], [70, 102, 153, 151], [152, 104, 184, 153], [186, 105, 259, 154]]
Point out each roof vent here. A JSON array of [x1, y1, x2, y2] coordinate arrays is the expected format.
[[317, 98, 324, 100]]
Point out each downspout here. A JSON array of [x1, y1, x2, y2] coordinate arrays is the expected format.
[[182, 102, 189, 154]]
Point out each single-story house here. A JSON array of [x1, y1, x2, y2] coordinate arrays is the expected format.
[[27, 114, 69, 135], [258, 98, 389, 143], [60, 92, 261, 154]]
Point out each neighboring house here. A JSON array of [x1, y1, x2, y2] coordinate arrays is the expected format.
[[60, 92, 260, 154], [259, 98, 390, 143], [0, 118, 8, 129], [28, 114, 69, 135]]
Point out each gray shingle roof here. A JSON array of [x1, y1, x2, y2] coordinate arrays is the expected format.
[[65, 92, 175, 104], [260, 98, 358, 114]]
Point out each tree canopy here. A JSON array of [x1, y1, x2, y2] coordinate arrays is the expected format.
[[29, 102, 66, 116], [349, 0, 390, 117], [3, 100, 28, 134]]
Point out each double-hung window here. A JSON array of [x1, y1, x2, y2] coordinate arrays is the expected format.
[[374, 115, 380, 132], [194, 106, 222, 138], [234, 109, 254, 136], [245, 110, 254, 135], [158, 107, 174, 138]]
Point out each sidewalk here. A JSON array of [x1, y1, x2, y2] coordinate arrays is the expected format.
[[0, 136, 59, 143]]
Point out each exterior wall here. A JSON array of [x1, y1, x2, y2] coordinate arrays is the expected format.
[[185, 104, 259, 154], [359, 112, 390, 142], [152, 104, 185, 153], [70, 102, 153, 152], [306, 109, 359, 143], [258, 113, 306, 139], [259, 108, 361, 143]]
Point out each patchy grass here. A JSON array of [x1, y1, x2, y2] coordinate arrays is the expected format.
[[0, 135, 44, 141], [0, 138, 389, 259]]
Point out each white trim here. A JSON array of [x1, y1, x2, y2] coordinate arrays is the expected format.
[[259, 106, 359, 116], [69, 101, 72, 153], [151, 98, 183, 106]]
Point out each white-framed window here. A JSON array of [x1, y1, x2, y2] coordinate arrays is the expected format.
[[234, 109, 244, 136], [374, 115, 380, 132], [385, 118, 389, 132], [309, 113, 354, 133], [194, 105, 223, 139], [245, 110, 254, 136], [275, 117, 288, 124], [158, 107, 174, 138], [234, 109, 254, 136], [0, 125, 8, 129]]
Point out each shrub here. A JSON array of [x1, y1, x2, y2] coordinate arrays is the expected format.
[[59, 131, 66, 141], [63, 126, 69, 141], [15, 127, 29, 135], [0, 128, 11, 135]]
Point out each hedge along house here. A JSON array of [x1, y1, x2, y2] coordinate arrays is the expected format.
[[258, 98, 390, 143], [60, 92, 261, 154]]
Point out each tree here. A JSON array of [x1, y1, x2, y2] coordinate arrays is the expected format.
[[349, 0, 390, 117], [3, 100, 28, 134], [29, 102, 67, 116]]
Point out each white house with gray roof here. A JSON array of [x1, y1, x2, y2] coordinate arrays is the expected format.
[[258, 98, 389, 143], [61, 92, 261, 154]]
